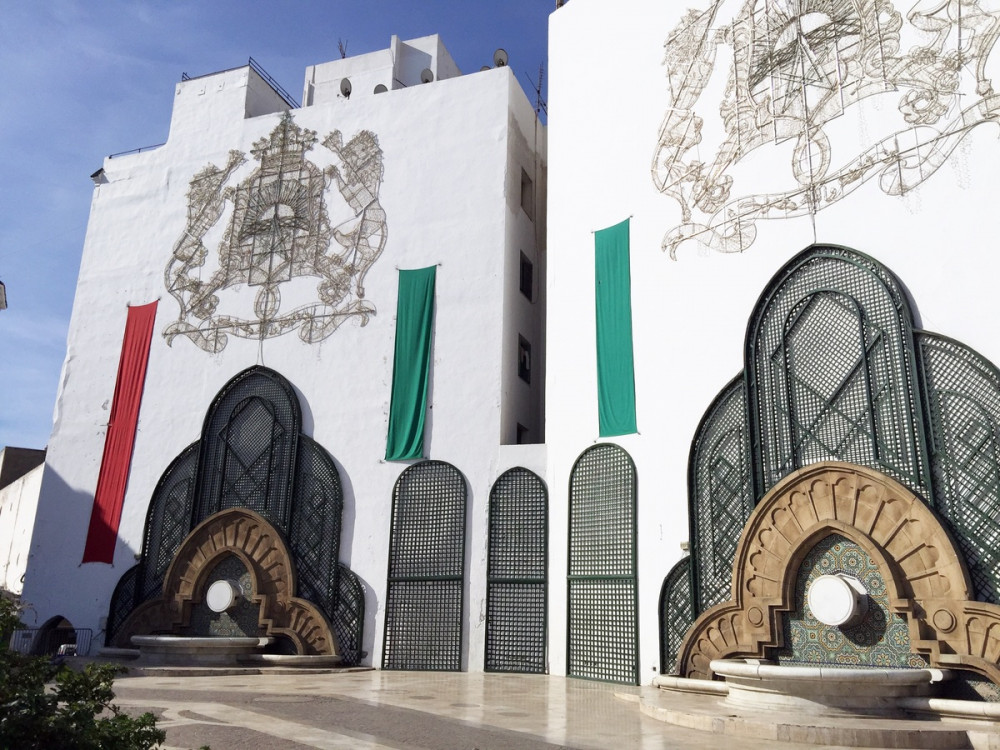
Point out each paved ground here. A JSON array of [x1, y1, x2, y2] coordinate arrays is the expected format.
[[109, 669, 794, 750]]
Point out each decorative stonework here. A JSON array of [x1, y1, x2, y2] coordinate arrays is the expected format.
[[112, 508, 337, 656], [164, 112, 387, 353], [676, 461, 1000, 685]]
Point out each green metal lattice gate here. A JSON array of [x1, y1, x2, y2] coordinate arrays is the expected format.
[[382, 460, 467, 671], [567, 444, 638, 684], [485, 467, 548, 673]]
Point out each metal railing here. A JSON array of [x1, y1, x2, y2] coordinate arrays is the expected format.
[[9, 627, 94, 657], [179, 57, 299, 109]]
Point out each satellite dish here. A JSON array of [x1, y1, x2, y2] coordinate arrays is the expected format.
[[420, 68, 434, 84], [340, 78, 352, 98], [493, 48, 508, 67], [480, 65, 491, 72], [374, 84, 388, 94]]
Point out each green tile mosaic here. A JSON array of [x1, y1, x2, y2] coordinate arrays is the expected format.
[[187, 556, 262, 638], [776, 534, 927, 669]]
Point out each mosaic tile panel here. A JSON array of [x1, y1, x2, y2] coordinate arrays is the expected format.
[[776, 534, 927, 668], [187, 556, 262, 638]]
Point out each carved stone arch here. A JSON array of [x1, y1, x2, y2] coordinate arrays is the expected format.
[[112, 508, 336, 656], [676, 461, 1000, 685]]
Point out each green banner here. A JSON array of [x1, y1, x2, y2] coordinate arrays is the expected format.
[[385, 266, 437, 460], [595, 219, 637, 436]]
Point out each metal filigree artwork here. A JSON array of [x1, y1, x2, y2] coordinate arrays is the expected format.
[[654, 0, 1000, 258], [164, 112, 387, 352]]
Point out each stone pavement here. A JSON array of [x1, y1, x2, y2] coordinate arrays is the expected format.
[[109, 668, 900, 750]]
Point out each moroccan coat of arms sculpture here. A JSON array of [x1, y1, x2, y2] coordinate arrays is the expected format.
[[164, 112, 387, 353]]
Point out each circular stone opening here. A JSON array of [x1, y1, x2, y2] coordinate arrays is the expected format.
[[807, 573, 868, 627], [205, 579, 242, 613]]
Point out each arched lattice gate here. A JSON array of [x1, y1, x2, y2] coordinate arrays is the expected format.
[[567, 444, 638, 684], [382, 460, 467, 670], [485, 467, 547, 673]]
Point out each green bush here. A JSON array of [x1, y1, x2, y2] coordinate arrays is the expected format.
[[0, 598, 166, 750]]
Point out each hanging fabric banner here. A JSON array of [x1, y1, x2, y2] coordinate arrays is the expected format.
[[82, 301, 158, 564], [595, 218, 637, 437], [385, 267, 436, 460]]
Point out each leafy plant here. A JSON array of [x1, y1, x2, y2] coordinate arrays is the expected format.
[[0, 597, 166, 750]]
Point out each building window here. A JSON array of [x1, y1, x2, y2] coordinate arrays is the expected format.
[[518, 335, 531, 383], [520, 169, 534, 220], [519, 252, 533, 301]]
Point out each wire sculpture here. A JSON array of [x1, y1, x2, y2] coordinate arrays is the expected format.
[[164, 112, 387, 352], [653, 0, 1000, 258]]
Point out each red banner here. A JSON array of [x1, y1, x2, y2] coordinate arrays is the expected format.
[[82, 301, 158, 564]]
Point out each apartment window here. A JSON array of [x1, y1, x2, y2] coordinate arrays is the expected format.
[[520, 169, 534, 220], [520, 252, 534, 301], [518, 335, 531, 383]]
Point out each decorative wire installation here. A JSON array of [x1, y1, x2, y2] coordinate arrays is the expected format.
[[485, 467, 547, 673], [163, 112, 387, 353], [567, 444, 639, 684], [653, 1, 1000, 258], [382, 461, 467, 671]]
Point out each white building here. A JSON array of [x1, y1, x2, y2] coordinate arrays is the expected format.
[[20, 35, 547, 673], [16, 1, 1000, 692], [544, 0, 1000, 690]]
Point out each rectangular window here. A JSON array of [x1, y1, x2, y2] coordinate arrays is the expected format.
[[519, 251, 533, 301], [518, 335, 531, 383], [520, 168, 534, 220]]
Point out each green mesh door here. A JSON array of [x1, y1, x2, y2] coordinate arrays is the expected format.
[[382, 460, 467, 670], [567, 444, 638, 684], [485, 467, 547, 673]]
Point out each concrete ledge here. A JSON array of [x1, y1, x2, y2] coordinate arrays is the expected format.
[[710, 659, 952, 715], [641, 687, 977, 748], [240, 653, 343, 668], [653, 674, 728, 695]]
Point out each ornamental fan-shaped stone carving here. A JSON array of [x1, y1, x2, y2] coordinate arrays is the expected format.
[[677, 461, 1000, 685]]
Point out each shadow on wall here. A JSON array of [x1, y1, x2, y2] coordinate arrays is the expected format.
[[19, 465, 138, 650], [330, 459, 378, 666]]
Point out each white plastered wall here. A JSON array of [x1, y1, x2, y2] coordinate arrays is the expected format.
[[0, 464, 43, 597], [547, 0, 1000, 684], [22, 60, 545, 670]]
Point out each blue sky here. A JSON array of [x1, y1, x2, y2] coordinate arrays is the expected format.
[[0, 1, 552, 450]]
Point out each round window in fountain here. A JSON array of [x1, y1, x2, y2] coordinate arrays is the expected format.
[[206, 579, 243, 613], [807, 574, 868, 628]]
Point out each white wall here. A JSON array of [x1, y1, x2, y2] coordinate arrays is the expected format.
[[305, 34, 463, 106], [22, 57, 544, 669], [547, 0, 1000, 683], [0, 463, 42, 596]]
